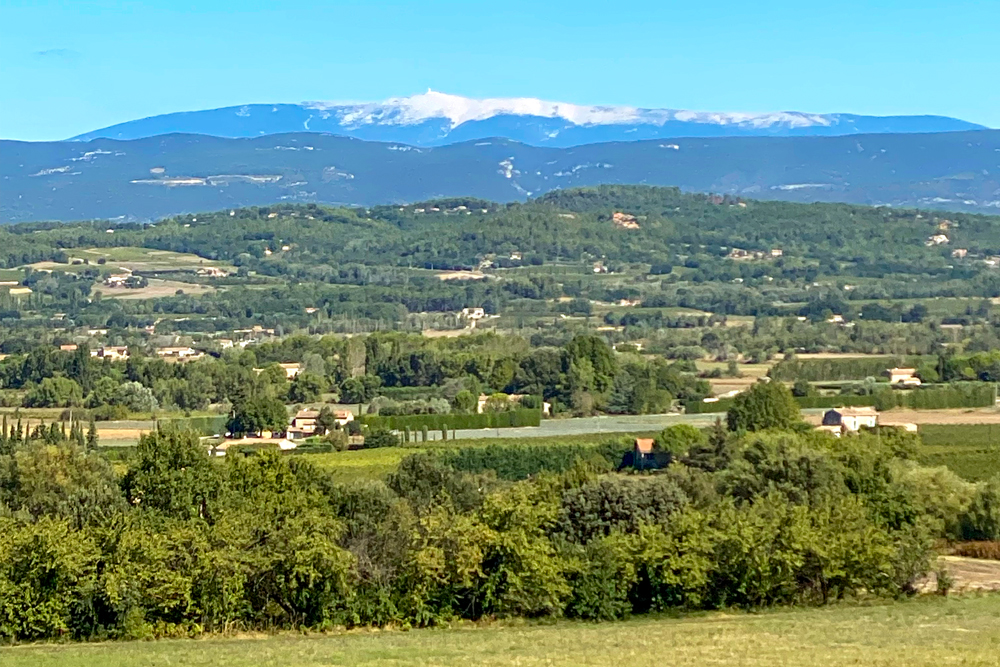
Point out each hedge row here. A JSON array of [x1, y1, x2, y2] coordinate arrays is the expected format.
[[155, 415, 228, 436], [436, 440, 633, 480], [376, 386, 446, 401], [360, 408, 541, 431], [883, 383, 996, 410], [768, 356, 934, 382]]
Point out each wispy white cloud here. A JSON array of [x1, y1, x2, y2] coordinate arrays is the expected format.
[[32, 48, 81, 61]]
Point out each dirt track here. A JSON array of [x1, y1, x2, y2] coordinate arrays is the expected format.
[[918, 556, 1000, 593]]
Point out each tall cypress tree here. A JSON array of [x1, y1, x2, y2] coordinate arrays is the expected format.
[[86, 416, 99, 450]]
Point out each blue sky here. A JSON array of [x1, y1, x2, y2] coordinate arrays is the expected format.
[[1, 0, 996, 141]]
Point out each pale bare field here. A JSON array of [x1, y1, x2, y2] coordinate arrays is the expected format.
[[96, 427, 149, 445], [29, 248, 233, 274], [795, 352, 894, 360], [918, 556, 1000, 593], [698, 361, 773, 395], [436, 270, 487, 281], [421, 328, 473, 338], [97, 279, 215, 300]]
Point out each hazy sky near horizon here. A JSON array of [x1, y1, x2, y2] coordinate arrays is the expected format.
[[1, 0, 996, 141]]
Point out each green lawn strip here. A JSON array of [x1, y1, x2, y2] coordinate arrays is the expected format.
[[6, 595, 1000, 667]]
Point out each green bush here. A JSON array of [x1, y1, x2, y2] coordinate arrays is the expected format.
[[727, 381, 800, 432]]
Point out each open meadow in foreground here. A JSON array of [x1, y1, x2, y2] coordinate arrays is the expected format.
[[6, 595, 1000, 667]]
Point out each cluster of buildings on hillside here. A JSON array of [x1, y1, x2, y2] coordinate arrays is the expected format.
[[727, 248, 783, 261]]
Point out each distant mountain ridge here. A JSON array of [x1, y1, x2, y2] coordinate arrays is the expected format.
[[5, 129, 1000, 222], [68, 91, 986, 147]]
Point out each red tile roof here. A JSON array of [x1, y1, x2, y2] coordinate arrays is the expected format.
[[634, 438, 655, 454]]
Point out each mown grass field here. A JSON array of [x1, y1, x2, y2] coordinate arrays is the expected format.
[[918, 423, 1000, 481], [6, 595, 1000, 667]]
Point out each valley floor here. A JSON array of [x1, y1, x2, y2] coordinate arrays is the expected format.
[[7, 594, 1000, 667]]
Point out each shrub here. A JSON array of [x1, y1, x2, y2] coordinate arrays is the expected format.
[[960, 477, 1000, 541], [363, 427, 400, 449], [726, 381, 800, 432], [657, 424, 707, 457]]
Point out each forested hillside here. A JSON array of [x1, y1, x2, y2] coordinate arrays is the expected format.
[[4, 128, 1000, 222]]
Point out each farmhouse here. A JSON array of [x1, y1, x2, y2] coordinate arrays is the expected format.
[[627, 437, 672, 470], [196, 266, 229, 278], [477, 393, 551, 416], [91, 346, 129, 361], [288, 409, 319, 439], [821, 407, 879, 435], [104, 273, 131, 287], [278, 363, 302, 379], [156, 346, 203, 361], [611, 212, 640, 229], [633, 438, 656, 467], [887, 367, 921, 386]]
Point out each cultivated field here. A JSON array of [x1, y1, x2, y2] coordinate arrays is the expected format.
[[7, 595, 1000, 666], [917, 423, 1000, 480], [28, 247, 233, 273], [697, 360, 773, 395], [97, 278, 215, 300]]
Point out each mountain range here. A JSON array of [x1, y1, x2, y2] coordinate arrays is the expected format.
[[5, 129, 1000, 223], [68, 91, 986, 148]]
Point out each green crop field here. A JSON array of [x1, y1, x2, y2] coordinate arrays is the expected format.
[[918, 424, 1000, 481], [300, 431, 653, 482], [6, 595, 1000, 667]]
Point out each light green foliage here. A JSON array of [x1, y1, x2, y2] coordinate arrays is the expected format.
[[726, 381, 801, 432], [556, 476, 689, 544], [4, 441, 124, 528], [482, 392, 514, 413], [960, 476, 1000, 541], [0, 517, 99, 641], [477, 483, 571, 618], [23, 376, 84, 408], [227, 395, 288, 436], [452, 389, 476, 413], [121, 429, 222, 520], [112, 381, 159, 413], [657, 423, 707, 457]]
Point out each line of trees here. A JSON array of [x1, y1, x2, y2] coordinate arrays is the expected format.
[[3, 405, 1000, 641]]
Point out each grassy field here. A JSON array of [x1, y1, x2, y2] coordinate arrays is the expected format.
[[6, 595, 1000, 666], [305, 420, 1000, 484], [918, 423, 1000, 481], [305, 431, 651, 482]]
